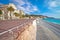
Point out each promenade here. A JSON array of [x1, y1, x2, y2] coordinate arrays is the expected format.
[[0, 19, 36, 40], [0, 19, 34, 33]]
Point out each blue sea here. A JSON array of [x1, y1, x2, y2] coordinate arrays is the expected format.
[[43, 18, 60, 25]]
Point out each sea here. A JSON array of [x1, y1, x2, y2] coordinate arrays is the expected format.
[[43, 18, 60, 25]]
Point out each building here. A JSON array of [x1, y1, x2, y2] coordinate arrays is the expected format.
[[0, 4, 8, 20], [0, 3, 25, 20], [19, 10, 25, 15], [0, 3, 17, 20]]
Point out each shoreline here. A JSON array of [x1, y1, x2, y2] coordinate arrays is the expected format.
[[36, 19, 60, 40], [0, 18, 60, 40]]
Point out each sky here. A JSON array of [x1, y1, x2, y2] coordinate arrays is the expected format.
[[0, 0, 60, 18]]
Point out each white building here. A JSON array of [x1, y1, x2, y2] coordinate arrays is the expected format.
[[0, 3, 25, 20], [0, 3, 17, 20]]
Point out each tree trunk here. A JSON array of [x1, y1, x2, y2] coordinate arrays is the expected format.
[[10, 12, 12, 19]]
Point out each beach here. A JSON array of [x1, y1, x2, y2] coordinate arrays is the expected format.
[[36, 19, 60, 40]]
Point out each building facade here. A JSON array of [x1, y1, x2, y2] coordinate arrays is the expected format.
[[0, 3, 25, 20]]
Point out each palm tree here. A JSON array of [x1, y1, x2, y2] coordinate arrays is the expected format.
[[14, 12, 19, 17], [0, 10, 3, 20], [14, 12, 25, 19], [7, 6, 14, 19]]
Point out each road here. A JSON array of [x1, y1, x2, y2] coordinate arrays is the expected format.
[[36, 19, 60, 40]]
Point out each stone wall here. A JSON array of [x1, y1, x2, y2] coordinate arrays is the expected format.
[[17, 20, 37, 40]]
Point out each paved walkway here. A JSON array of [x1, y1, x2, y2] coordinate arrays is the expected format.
[[0, 19, 35, 36], [0, 19, 35, 40], [36, 19, 60, 40]]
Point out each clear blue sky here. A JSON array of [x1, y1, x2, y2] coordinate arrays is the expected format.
[[0, 0, 60, 18]]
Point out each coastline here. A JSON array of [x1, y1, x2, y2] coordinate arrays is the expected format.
[[36, 19, 60, 40], [0, 18, 60, 40]]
